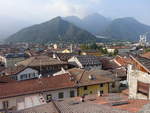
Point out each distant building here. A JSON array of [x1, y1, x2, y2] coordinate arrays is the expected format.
[[3, 66, 39, 81], [80, 50, 101, 56], [106, 48, 115, 53], [106, 46, 130, 55], [0, 53, 29, 68], [53, 44, 58, 49], [17, 55, 68, 76], [68, 55, 102, 70], [62, 49, 71, 53], [50, 53, 76, 62], [139, 34, 147, 46]]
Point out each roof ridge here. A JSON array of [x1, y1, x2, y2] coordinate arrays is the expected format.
[[78, 70, 86, 83], [51, 100, 61, 113]]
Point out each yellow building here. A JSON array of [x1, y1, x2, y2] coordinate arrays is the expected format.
[[62, 49, 71, 53], [81, 50, 101, 56], [78, 83, 109, 96], [68, 68, 115, 96]]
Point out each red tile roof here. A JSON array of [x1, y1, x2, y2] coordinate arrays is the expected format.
[[0, 74, 75, 99], [94, 93, 149, 113], [115, 55, 131, 67], [4, 65, 27, 76], [0, 76, 16, 84], [112, 99, 149, 113], [98, 57, 120, 70], [17, 55, 67, 67], [141, 52, 150, 59], [68, 68, 114, 86]]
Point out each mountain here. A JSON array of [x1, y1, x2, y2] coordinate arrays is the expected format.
[[65, 14, 150, 41], [64, 13, 111, 35], [82, 13, 111, 34], [64, 16, 83, 27], [0, 16, 32, 40], [102, 17, 150, 41], [5, 14, 150, 43], [6, 17, 97, 43]]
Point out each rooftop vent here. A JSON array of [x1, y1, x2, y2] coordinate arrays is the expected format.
[[111, 101, 129, 106], [70, 76, 74, 81], [89, 75, 95, 80], [69, 101, 79, 105]]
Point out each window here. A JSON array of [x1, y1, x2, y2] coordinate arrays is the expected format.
[[111, 83, 115, 88], [70, 90, 75, 97], [20, 74, 27, 80], [20, 75, 23, 80], [32, 73, 35, 78], [33, 73, 38, 78], [2, 101, 9, 109], [58, 92, 64, 99], [137, 81, 149, 96], [47, 94, 52, 100], [100, 84, 104, 87], [100, 90, 103, 94], [90, 91, 93, 94], [84, 86, 88, 90], [28, 73, 31, 78], [12, 76, 17, 80]]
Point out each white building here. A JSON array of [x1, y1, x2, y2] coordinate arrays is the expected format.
[[139, 34, 147, 46], [4, 66, 39, 81], [127, 65, 150, 100], [0, 74, 77, 111]]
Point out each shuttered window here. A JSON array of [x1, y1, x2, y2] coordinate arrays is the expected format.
[[137, 81, 149, 96]]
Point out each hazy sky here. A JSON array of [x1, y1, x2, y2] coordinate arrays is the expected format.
[[0, 0, 150, 25]]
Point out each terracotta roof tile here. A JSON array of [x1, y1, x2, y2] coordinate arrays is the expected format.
[[0, 74, 75, 99], [4, 65, 27, 76], [141, 52, 150, 59], [0, 76, 16, 84], [68, 68, 113, 86], [17, 55, 67, 67], [115, 55, 131, 67]]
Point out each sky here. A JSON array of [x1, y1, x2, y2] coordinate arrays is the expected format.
[[0, 0, 150, 25], [0, 0, 150, 40]]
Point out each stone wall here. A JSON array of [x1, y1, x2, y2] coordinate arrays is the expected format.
[[127, 65, 150, 100]]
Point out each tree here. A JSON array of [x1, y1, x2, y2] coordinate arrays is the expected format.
[[80, 44, 89, 50], [89, 43, 98, 50], [114, 49, 119, 55], [101, 48, 108, 54], [144, 48, 150, 52]]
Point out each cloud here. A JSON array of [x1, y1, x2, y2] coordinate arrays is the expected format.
[[0, 0, 149, 25], [0, 0, 102, 22]]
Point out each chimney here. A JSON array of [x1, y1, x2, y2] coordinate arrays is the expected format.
[[80, 95, 85, 102], [70, 44, 73, 53], [53, 53, 56, 59], [38, 74, 42, 79]]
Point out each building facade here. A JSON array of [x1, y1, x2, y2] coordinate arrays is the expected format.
[[68, 55, 102, 70], [127, 65, 150, 100], [0, 74, 77, 111]]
